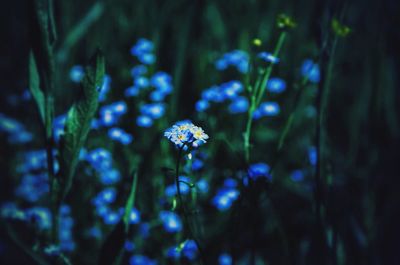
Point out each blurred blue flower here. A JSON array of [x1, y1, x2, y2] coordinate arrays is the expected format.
[[86, 148, 113, 172], [267, 77, 286, 93], [99, 101, 127, 126], [124, 241, 135, 252], [308, 146, 317, 166], [25, 207, 52, 230], [159, 211, 182, 233], [228, 96, 249, 114], [134, 76, 149, 88], [108, 127, 133, 145], [137, 115, 153, 128], [103, 211, 122, 225], [219, 253, 232, 265], [69, 65, 84, 83], [195, 100, 209, 112], [140, 103, 165, 119], [301, 59, 320, 83], [97, 188, 117, 204], [182, 239, 198, 260], [258, 52, 280, 64], [212, 187, 239, 211], [130, 38, 155, 65], [0, 114, 32, 144], [129, 208, 141, 224], [248, 163, 271, 180], [15, 173, 49, 202], [253, 102, 280, 119], [99, 75, 112, 102], [196, 179, 209, 193], [216, 50, 249, 73], [125, 86, 141, 97], [220, 80, 243, 99], [291, 170, 304, 182], [129, 255, 157, 265], [131, 65, 148, 77], [150, 72, 173, 93], [100, 169, 121, 185], [165, 176, 191, 197]]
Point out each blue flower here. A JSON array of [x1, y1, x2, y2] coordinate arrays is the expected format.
[[291, 170, 304, 182], [182, 239, 198, 260], [136, 115, 153, 128], [85, 148, 113, 172], [253, 102, 280, 119], [164, 176, 191, 197], [96, 188, 117, 204], [108, 127, 133, 145], [150, 72, 173, 93], [99, 101, 127, 126], [100, 169, 121, 185], [258, 52, 280, 64], [149, 90, 167, 102], [216, 50, 249, 73], [195, 100, 209, 112], [25, 207, 52, 230], [124, 241, 135, 252], [301, 59, 320, 83], [131, 65, 148, 77], [69, 65, 84, 83], [99, 75, 112, 102], [212, 187, 239, 211], [134, 76, 149, 88], [220, 80, 243, 99], [228, 96, 249, 114], [129, 208, 141, 224], [219, 253, 233, 265], [125, 86, 141, 97], [308, 146, 317, 166], [140, 103, 165, 119], [159, 211, 182, 233], [196, 179, 209, 193], [15, 173, 49, 202], [129, 255, 157, 265], [267, 77, 286, 93], [103, 211, 122, 225], [164, 121, 209, 148], [248, 163, 271, 180], [130, 38, 155, 65]]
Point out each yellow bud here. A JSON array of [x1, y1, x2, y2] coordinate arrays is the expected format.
[[277, 14, 296, 29], [332, 18, 351, 37], [253, 38, 262, 46]]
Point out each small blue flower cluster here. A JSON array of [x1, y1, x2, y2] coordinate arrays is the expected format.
[[219, 253, 233, 265], [98, 101, 128, 127], [129, 254, 157, 265], [108, 127, 133, 145], [267, 77, 286, 93], [252, 101, 281, 119], [85, 148, 121, 185], [130, 38, 156, 65], [69, 65, 84, 83], [91, 187, 141, 225], [58, 205, 75, 252], [0, 113, 33, 144], [53, 114, 66, 143], [301, 59, 320, 83], [195, 81, 244, 113], [15, 173, 49, 202], [166, 239, 198, 261], [136, 103, 165, 128], [215, 50, 249, 73], [258, 52, 280, 64], [212, 178, 240, 211], [164, 120, 209, 149], [159, 210, 182, 233], [248, 162, 271, 181]]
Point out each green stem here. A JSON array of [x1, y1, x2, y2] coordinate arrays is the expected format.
[[175, 147, 205, 265]]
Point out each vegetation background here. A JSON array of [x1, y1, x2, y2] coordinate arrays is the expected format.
[[1, 0, 400, 264]]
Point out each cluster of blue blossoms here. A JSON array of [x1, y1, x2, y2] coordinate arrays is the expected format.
[[0, 113, 33, 144], [166, 239, 199, 261], [85, 148, 120, 185], [212, 178, 240, 211], [164, 120, 209, 149]]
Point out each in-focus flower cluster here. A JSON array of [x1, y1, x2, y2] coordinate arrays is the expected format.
[[164, 121, 209, 149]]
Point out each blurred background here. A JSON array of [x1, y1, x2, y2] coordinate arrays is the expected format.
[[1, 0, 400, 264]]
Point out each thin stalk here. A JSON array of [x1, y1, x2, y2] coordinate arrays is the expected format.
[[243, 31, 287, 163], [175, 147, 205, 265]]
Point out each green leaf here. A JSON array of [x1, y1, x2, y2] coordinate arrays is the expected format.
[[58, 49, 105, 200], [28, 51, 46, 123], [123, 171, 138, 233]]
